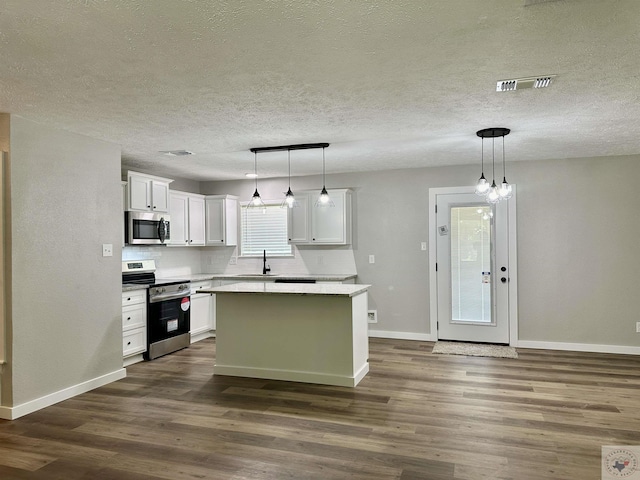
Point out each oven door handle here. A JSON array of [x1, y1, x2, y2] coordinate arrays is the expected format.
[[149, 292, 190, 304]]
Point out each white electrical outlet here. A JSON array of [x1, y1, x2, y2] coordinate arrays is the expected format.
[[636, 321, 640, 333], [102, 244, 113, 257], [229, 256, 237, 265], [368, 310, 378, 323], [369, 255, 375, 264]]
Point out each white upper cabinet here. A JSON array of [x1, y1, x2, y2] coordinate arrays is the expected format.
[[287, 192, 311, 243], [169, 191, 205, 246], [288, 189, 352, 245], [205, 195, 238, 246], [127, 171, 172, 213]]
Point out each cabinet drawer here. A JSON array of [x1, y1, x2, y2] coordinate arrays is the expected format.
[[122, 304, 146, 331], [122, 290, 146, 307], [123, 328, 146, 357]]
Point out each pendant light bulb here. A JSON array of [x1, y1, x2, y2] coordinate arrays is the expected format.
[[248, 152, 264, 208], [497, 137, 512, 199], [475, 175, 490, 195], [281, 149, 297, 208], [284, 187, 295, 208], [475, 137, 490, 196], [486, 181, 501, 204], [315, 147, 334, 207]]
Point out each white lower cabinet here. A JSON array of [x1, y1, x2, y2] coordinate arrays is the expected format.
[[122, 289, 147, 365], [190, 280, 218, 343]]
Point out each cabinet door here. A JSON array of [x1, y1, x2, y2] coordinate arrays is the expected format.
[[205, 198, 225, 244], [188, 196, 206, 245], [224, 197, 238, 246], [129, 176, 151, 211], [169, 193, 188, 245], [287, 193, 311, 243], [311, 191, 346, 243], [190, 294, 212, 336], [152, 181, 170, 212]]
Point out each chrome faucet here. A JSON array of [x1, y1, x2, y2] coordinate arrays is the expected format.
[[262, 249, 271, 275]]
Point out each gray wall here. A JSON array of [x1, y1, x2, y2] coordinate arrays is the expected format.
[[203, 154, 640, 347], [5, 115, 123, 406]]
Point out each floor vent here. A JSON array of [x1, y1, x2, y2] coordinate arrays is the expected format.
[[496, 75, 556, 92], [367, 310, 378, 324]]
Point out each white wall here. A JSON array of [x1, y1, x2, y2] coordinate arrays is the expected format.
[[3, 115, 123, 410], [203, 155, 640, 348]]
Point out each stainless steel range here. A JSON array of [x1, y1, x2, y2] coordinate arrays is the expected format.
[[122, 260, 191, 360]]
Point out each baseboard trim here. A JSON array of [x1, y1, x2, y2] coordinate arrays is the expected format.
[[368, 330, 435, 342], [516, 340, 640, 356], [0, 368, 126, 420], [213, 363, 368, 387]]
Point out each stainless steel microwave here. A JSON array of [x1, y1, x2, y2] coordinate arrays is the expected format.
[[125, 212, 170, 245]]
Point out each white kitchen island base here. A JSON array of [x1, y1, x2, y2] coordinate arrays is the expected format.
[[204, 282, 370, 387]]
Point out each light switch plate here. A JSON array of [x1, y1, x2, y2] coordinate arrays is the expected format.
[[368, 255, 375, 264], [102, 244, 113, 257]]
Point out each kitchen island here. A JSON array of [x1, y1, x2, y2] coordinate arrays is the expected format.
[[197, 282, 371, 387]]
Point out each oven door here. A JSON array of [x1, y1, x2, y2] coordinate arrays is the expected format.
[[126, 212, 170, 245], [146, 294, 190, 360]]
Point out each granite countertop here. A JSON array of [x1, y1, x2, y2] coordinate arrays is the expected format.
[[174, 273, 358, 282], [122, 283, 149, 292], [198, 282, 370, 297]]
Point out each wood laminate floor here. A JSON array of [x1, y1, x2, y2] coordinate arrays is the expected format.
[[1, 338, 640, 479]]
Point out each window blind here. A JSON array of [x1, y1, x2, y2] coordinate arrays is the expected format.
[[240, 203, 292, 257]]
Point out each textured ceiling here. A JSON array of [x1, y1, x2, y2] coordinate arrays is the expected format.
[[1, 0, 639, 181]]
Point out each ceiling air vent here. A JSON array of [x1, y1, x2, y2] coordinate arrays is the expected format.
[[496, 75, 556, 92], [160, 150, 194, 156]]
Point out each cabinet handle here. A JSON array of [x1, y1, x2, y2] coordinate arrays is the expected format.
[[127, 341, 131, 346], [127, 317, 131, 321], [220, 239, 223, 242], [147, 205, 151, 208], [127, 297, 131, 301]]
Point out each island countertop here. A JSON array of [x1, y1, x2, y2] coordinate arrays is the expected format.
[[198, 282, 370, 297]]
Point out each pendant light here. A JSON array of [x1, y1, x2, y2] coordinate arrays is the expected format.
[[281, 149, 297, 208], [475, 136, 490, 196], [497, 136, 513, 199], [475, 128, 511, 204], [248, 151, 264, 208], [315, 146, 334, 207]]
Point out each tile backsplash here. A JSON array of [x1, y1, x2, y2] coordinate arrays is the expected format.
[[123, 245, 357, 277]]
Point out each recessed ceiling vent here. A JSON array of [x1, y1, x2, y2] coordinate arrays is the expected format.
[[160, 150, 194, 156], [496, 75, 556, 92]]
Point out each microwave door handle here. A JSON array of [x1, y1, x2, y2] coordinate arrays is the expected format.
[[158, 218, 167, 243]]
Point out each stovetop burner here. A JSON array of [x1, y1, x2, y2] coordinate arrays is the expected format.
[[122, 260, 189, 287]]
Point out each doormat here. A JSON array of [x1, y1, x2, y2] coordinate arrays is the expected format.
[[431, 341, 518, 359]]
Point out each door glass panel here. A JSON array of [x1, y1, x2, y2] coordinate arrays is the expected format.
[[450, 206, 492, 323]]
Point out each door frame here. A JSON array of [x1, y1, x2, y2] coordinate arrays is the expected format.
[[428, 186, 519, 345]]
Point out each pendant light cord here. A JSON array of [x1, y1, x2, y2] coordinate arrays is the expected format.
[[502, 136, 506, 178], [492, 137, 496, 181], [481, 137, 485, 173], [322, 147, 326, 186], [288, 149, 291, 188], [254, 152, 258, 190]]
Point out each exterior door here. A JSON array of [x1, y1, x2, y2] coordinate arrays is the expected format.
[[429, 187, 517, 344]]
